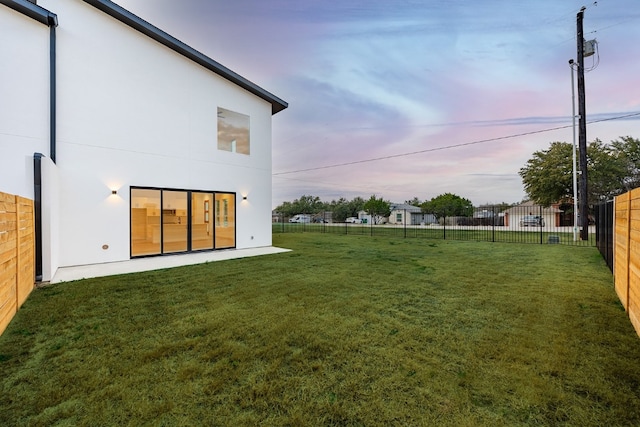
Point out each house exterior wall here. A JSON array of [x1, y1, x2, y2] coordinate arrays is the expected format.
[[41, 156, 59, 281], [22, 0, 276, 274], [505, 211, 557, 228], [0, 6, 50, 198]]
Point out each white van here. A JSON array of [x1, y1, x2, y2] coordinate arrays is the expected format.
[[289, 214, 311, 223]]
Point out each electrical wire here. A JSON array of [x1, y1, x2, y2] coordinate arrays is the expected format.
[[273, 111, 640, 176]]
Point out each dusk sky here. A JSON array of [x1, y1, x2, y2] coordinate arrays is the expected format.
[[116, 0, 640, 207]]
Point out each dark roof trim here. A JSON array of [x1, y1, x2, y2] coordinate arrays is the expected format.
[[83, 0, 287, 115], [1, 0, 58, 26]]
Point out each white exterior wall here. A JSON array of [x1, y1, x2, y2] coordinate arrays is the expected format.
[[41, 156, 59, 281], [390, 209, 406, 225], [507, 211, 557, 228], [38, 0, 274, 269], [0, 6, 50, 198]]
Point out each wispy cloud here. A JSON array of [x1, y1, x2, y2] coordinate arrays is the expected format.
[[116, 0, 640, 205]]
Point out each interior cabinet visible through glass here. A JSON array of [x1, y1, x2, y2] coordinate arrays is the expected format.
[[191, 192, 214, 251], [215, 193, 236, 248], [162, 190, 188, 254], [130, 188, 162, 256]]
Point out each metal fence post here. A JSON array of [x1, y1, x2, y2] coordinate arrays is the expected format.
[[404, 209, 407, 239], [539, 205, 543, 244], [443, 215, 446, 240], [492, 206, 496, 242], [370, 214, 373, 236]]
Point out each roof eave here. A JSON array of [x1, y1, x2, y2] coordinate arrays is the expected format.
[[83, 0, 287, 115], [1, 0, 58, 26]]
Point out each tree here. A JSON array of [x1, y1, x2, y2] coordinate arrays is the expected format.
[[363, 194, 391, 224], [404, 197, 422, 206], [611, 136, 640, 190], [275, 195, 326, 217], [329, 197, 365, 222], [421, 193, 473, 218], [519, 142, 574, 206], [587, 139, 627, 202], [519, 140, 628, 206]]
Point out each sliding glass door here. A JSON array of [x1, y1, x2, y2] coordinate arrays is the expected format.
[[191, 192, 214, 251], [215, 192, 236, 249], [131, 187, 235, 258], [162, 190, 188, 254], [130, 188, 161, 257]]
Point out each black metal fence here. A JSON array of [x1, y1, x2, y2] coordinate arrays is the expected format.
[[273, 204, 596, 246], [595, 200, 614, 271]]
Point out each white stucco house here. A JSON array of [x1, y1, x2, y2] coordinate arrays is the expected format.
[[1, 0, 287, 281], [389, 204, 437, 225]]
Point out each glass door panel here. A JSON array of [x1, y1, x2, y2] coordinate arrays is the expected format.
[[131, 188, 161, 257], [215, 193, 236, 248], [191, 192, 214, 250], [162, 190, 188, 253]]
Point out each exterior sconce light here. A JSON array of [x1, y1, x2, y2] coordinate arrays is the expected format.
[[111, 189, 118, 195], [242, 195, 247, 200]]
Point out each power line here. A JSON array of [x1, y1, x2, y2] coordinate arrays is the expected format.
[[273, 111, 640, 176]]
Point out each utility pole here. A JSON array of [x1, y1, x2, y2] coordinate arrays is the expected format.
[[569, 59, 578, 242], [577, 6, 589, 241]]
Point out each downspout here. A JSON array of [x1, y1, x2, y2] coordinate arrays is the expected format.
[[34, 153, 43, 281], [49, 14, 57, 163], [37, 12, 58, 282]]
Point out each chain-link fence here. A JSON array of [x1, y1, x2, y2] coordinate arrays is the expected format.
[[273, 204, 596, 246]]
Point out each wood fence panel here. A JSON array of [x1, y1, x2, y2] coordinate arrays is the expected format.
[[615, 192, 630, 308], [628, 189, 640, 335], [615, 188, 640, 337], [0, 192, 35, 336], [16, 196, 34, 308]]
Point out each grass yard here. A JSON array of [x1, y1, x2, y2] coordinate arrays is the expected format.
[[1, 234, 640, 426]]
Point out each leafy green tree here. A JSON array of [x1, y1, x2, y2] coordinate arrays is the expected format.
[[611, 136, 640, 190], [519, 140, 627, 206], [587, 139, 627, 201], [363, 195, 391, 224], [519, 142, 573, 206], [329, 198, 351, 222], [421, 193, 473, 218], [274, 201, 296, 218], [275, 195, 326, 217], [404, 197, 422, 206], [329, 197, 365, 222]]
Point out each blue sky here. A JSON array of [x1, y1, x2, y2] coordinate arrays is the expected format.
[[116, 0, 640, 207]]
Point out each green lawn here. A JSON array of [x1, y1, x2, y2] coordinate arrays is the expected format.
[[1, 234, 639, 426]]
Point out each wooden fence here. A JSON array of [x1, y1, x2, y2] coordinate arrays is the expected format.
[[614, 188, 640, 335], [0, 192, 35, 335]]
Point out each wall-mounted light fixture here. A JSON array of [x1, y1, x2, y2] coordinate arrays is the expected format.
[[111, 189, 118, 195], [242, 195, 247, 200]]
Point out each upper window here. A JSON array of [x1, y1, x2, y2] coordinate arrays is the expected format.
[[217, 107, 250, 155]]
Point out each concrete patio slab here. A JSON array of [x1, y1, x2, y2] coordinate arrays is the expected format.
[[50, 246, 291, 284]]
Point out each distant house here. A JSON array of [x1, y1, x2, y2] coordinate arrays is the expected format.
[[503, 201, 563, 228], [389, 204, 437, 225]]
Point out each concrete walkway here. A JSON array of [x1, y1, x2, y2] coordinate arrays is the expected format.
[[50, 246, 291, 284]]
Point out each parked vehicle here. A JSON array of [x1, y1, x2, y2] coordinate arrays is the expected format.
[[289, 214, 311, 223], [519, 215, 545, 227], [345, 217, 362, 223]]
